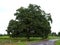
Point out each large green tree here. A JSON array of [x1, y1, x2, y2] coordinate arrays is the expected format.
[[7, 4, 52, 40]]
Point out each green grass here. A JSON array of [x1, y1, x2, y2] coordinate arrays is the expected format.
[[55, 40, 60, 45], [0, 36, 9, 38], [0, 38, 27, 45], [18, 42, 27, 45], [0, 36, 59, 45], [0, 36, 42, 45], [48, 36, 60, 39]]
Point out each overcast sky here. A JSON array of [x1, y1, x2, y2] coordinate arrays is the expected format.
[[0, 0, 60, 34]]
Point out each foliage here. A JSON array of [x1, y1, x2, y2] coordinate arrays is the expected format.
[[6, 4, 52, 40], [58, 32, 60, 36], [51, 32, 57, 36]]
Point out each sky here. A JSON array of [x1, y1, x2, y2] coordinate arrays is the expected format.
[[0, 0, 60, 34]]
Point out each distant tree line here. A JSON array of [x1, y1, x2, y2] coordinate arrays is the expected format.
[[50, 32, 60, 37]]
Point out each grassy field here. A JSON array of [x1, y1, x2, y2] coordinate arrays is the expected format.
[[0, 36, 59, 45], [0, 36, 42, 45], [0, 36, 26, 45], [55, 40, 60, 45]]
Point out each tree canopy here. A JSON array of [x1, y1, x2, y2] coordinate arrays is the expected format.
[[6, 4, 52, 40]]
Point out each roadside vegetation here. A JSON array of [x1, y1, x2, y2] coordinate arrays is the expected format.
[[0, 35, 59, 45], [54, 32, 60, 45], [0, 35, 42, 45], [55, 40, 60, 45]]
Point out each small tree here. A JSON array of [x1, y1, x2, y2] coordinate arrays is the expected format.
[[58, 32, 60, 36], [51, 32, 57, 36], [7, 4, 52, 40]]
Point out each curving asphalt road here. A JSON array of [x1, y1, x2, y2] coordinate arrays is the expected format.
[[28, 39, 59, 45]]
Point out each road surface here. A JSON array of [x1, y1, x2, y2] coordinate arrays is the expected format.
[[28, 39, 59, 45]]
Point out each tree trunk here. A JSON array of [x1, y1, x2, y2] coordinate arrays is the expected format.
[[27, 36, 30, 41]]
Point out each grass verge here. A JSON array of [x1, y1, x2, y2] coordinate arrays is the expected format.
[[0, 36, 59, 45], [55, 40, 60, 45]]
